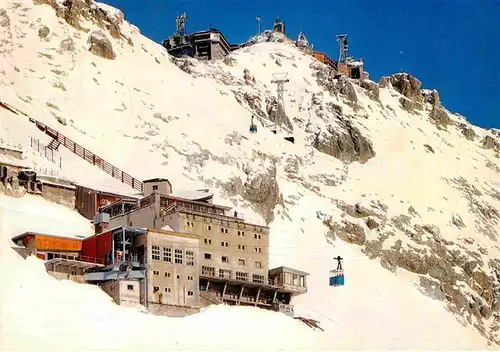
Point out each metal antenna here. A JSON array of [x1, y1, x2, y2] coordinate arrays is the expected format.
[[336, 34, 348, 64], [271, 73, 290, 131], [256, 16, 262, 34]]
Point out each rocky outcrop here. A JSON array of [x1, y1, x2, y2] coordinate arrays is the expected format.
[[429, 106, 452, 127], [360, 80, 380, 101], [38, 25, 50, 38], [390, 73, 424, 103], [243, 69, 255, 85], [60, 37, 75, 51], [481, 136, 500, 151], [399, 96, 423, 112], [312, 119, 375, 164], [379, 76, 391, 88], [34, 0, 124, 39], [458, 123, 477, 141], [223, 153, 282, 224], [337, 76, 358, 104], [337, 201, 376, 218], [0, 9, 10, 28], [265, 96, 293, 130], [88, 30, 115, 59], [422, 89, 441, 107], [325, 219, 366, 246], [451, 213, 466, 228]]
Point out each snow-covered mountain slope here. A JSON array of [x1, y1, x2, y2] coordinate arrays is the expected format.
[[1, 0, 499, 348]]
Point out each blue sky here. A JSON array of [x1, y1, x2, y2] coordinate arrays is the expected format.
[[105, 0, 499, 129]]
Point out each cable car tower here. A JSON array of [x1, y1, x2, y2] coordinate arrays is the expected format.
[[270, 73, 294, 143]]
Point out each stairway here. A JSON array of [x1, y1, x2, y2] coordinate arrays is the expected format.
[[46, 139, 61, 150]]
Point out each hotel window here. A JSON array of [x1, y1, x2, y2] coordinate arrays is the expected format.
[[205, 253, 212, 260], [220, 228, 225, 233], [186, 251, 195, 266], [165, 287, 171, 293], [204, 238, 212, 244], [221, 241, 228, 247], [235, 272, 248, 281], [127, 285, 134, 291], [174, 249, 183, 264], [152, 245, 160, 261], [255, 261, 262, 269], [163, 247, 172, 262], [153, 286, 159, 293], [187, 276, 193, 280], [153, 270, 160, 276], [237, 244, 245, 250], [238, 258, 245, 266], [207, 225, 212, 231], [252, 274, 264, 284], [188, 291, 194, 296], [221, 256, 229, 263], [165, 272, 171, 278]]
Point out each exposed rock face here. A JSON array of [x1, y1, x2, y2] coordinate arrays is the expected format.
[[390, 73, 424, 103], [337, 201, 376, 218], [223, 153, 282, 224], [223, 56, 236, 66], [38, 25, 50, 38], [452, 213, 465, 228], [325, 219, 366, 246], [243, 68, 255, 85], [379, 76, 391, 88], [481, 135, 500, 151], [312, 119, 375, 164], [34, 0, 124, 39], [0, 9, 10, 28], [459, 123, 477, 141], [265, 96, 293, 130], [337, 76, 358, 104], [429, 106, 452, 127], [60, 37, 74, 51], [88, 30, 115, 59], [360, 80, 380, 101], [399, 96, 423, 112], [423, 89, 440, 107]]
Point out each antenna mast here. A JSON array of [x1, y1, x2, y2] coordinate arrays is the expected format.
[[271, 73, 290, 131], [256, 16, 262, 34], [336, 34, 348, 64]]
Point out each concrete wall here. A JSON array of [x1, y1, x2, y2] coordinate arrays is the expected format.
[[211, 42, 229, 61], [148, 302, 200, 317], [145, 230, 200, 308], [41, 183, 75, 209], [144, 181, 172, 197], [0, 147, 23, 159], [108, 205, 155, 229], [177, 212, 270, 282], [117, 279, 141, 307], [48, 270, 85, 283]]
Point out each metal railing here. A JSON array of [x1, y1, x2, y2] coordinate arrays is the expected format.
[[0, 105, 146, 192]]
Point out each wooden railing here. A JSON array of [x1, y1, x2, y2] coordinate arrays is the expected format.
[[0, 101, 143, 192]]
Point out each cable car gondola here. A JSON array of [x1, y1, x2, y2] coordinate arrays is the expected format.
[[329, 256, 344, 287]]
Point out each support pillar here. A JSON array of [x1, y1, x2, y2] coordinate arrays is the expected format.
[[206, 280, 210, 291], [272, 290, 277, 304], [222, 282, 227, 298], [255, 287, 261, 307], [238, 284, 245, 305]]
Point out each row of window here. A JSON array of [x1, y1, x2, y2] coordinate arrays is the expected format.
[[202, 240, 263, 252], [153, 270, 194, 280], [201, 266, 265, 284], [152, 246, 195, 266], [185, 214, 264, 233], [187, 222, 263, 239], [204, 253, 262, 268], [152, 286, 194, 296]]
